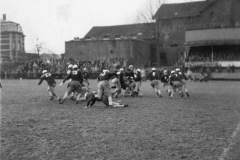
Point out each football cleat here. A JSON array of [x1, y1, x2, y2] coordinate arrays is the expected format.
[[186, 92, 190, 97], [124, 104, 128, 107], [59, 100, 64, 104], [50, 96, 54, 100], [70, 96, 75, 100]]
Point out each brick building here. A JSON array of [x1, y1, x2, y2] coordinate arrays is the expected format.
[[0, 14, 25, 63], [65, 23, 155, 68], [153, 0, 240, 66]]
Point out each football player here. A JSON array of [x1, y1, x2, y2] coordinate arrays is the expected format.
[[59, 65, 83, 104], [66, 64, 76, 100], [111, 74, 122, 98], [124, 65, 136, 97], [175, 68, 189, 97], [82, 68, 90, 88], [95, 69, 118, 107], [133, 68, 142, 97], [160, 70, 169, 92], [168, 70, 183, 99], [149, 68, 162, 97], [38, 70, 61, 101]]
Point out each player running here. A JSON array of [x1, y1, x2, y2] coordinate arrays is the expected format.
[[160, 70, 169, 92], [175, 68, 190, 97], [168, 70, 184, 99], [133, 68, 142, 97], [149, 68, 162, 97], [38, 70, 61, 101], [59, 65, 83, 104]]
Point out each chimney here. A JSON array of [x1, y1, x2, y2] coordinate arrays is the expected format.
[[3, 14, 6, 20]]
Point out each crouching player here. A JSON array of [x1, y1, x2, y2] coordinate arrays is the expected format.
[[111, 75, 122, 98], [168, 70, 184, 99], [94, 69, 119, 107], [59, 65, 83, 104], [84, 92, 128, 108], [149, 68, 162, 97], [38, 70, 61, 101]]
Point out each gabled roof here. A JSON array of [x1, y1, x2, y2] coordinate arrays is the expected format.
[[84, 23, 155, 39], [153, 0, 215, 19]]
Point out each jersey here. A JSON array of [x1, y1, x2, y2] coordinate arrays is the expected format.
[[38, 73, 56, 86], [149, 71, 158, 81], [125, 69, 134, 81], [169, 73, 182, 85], [134, 72, 142, 82], [160, 75, 169, 84], [98, 71, 118, 81], [63, 70, 83, 83], [177, 71, 187, 80], [83, 71, 89, 80]]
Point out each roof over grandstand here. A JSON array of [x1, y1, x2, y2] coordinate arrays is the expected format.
[[153, 0, 217, 19], [84, 23, 155, 39]]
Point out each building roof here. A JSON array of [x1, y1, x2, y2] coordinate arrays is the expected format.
[[84, 23, 155, 39], [153, 0, 216, 19]]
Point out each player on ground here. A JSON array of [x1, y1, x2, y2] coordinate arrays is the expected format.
[[38, 70, 61, 101], [84, 92, 128, 108], [149, 68, 163, 97], [160, 70, 169, 92], [176, 68, 190, 97], [59, 65, 83, 104]]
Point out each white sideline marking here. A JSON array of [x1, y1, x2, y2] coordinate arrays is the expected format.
[[219, 120, 240, 160]]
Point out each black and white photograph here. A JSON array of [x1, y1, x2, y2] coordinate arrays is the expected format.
[[1, 0, 240, 159]]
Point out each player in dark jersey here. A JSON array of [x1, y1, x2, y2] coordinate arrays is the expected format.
[[38, 70, 61, 101], [133, 69, 142, 97], [59, 65, 83, 104], [124, 65, 136, 97], [160, 70, 169, 92], [95, 69, 118, 107], [176, 68, 189, 97], [82, 68, 90, 88], [168, 70, 183, 99], [149, 68, 162, 97]]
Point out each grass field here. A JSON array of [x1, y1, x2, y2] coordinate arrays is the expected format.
[[1, 79, 240, 160]]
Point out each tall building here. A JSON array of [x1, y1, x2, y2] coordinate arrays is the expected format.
[[0, 14, 25, 63], [153, 0, 240, 66]]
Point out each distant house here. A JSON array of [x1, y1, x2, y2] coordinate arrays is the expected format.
[[65, 23, 156, 68], [153, 0, 240, 66]]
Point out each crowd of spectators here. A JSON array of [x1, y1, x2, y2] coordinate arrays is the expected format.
[[186, 46, 240, 62], [1, 55, 136, 79]]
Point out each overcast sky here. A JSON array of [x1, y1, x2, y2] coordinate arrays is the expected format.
[[1, 0, 204, 54]]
